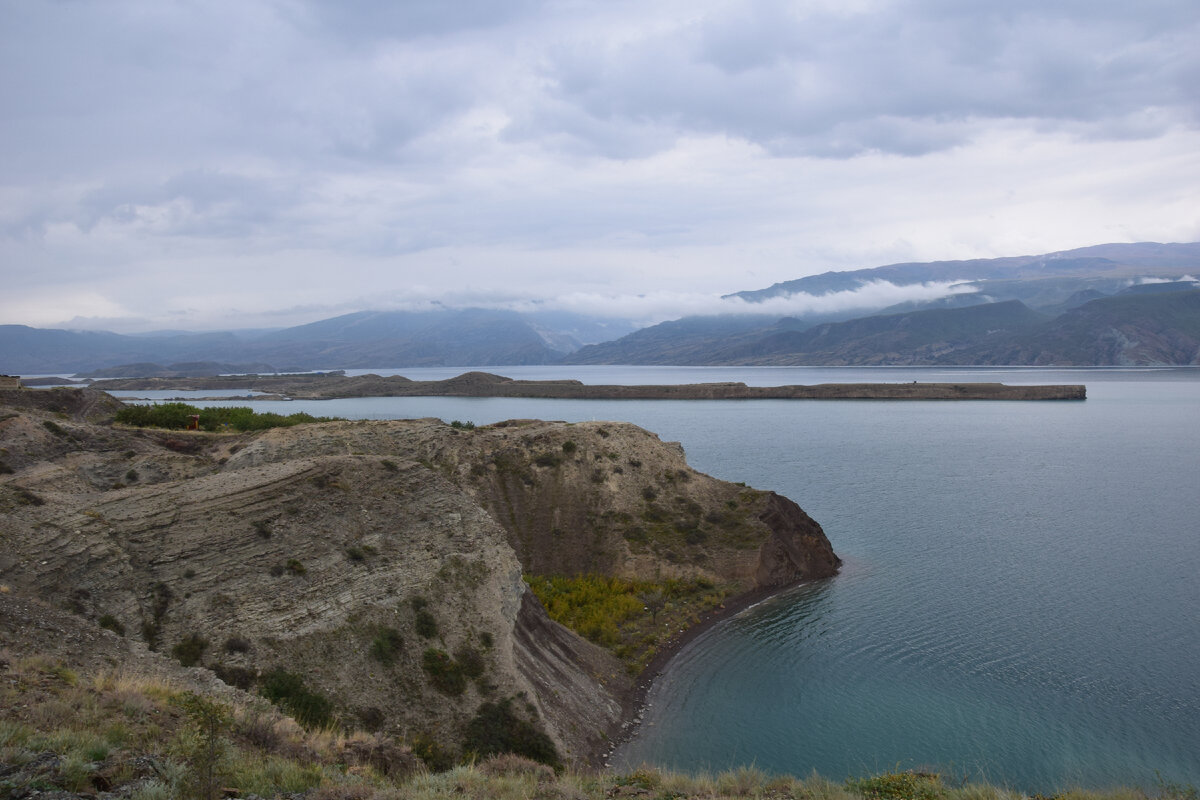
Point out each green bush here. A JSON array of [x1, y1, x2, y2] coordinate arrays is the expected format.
[[449, 420, 475, 430], [454, 645, 486, 679], [114, 402, 334, 432], [463, 698, 561, 769], [97, 614, 125, 636], [223, 636, 252, 653], [421, 648, 466, 696], [172, 634, 209, 667], [847, 772, 945, 800], [560, 440, 576, 454], [409, 731, 454, 772], [369, 627, 404, 666], [414, 609, 438, 639], [42, 419, 69, 437], [259, 669, 333, 729]]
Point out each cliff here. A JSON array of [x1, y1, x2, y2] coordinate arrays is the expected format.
[[0, 389, 838, 767]]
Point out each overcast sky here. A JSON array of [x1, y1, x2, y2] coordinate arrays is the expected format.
[[2, 0, 1198, 332]]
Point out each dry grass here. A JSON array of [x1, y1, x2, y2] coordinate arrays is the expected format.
[[0, 652, 1191, 800]]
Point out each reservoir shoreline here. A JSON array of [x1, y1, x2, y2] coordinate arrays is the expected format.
[[81, 371, 1087, 401], [608, 577, 823, 764]]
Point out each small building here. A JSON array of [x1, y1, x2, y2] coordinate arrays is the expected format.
[[0, 375, 21, 390]]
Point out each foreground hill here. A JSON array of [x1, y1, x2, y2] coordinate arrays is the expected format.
[[0, 388, 838, 769]]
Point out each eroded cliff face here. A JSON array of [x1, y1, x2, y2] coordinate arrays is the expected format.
[[222, 417, 840, 593], [0, 390, 838, 765]]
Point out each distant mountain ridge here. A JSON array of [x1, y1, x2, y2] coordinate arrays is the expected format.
[[569, 242, 1200, 366], [3, 242, 1198, 372], [0, 309, 626, 374]]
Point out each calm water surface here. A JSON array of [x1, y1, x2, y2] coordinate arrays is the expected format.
[[170, 366, 1200, 792]]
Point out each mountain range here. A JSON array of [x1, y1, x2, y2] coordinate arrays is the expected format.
[[3, 241, 1198, 374]]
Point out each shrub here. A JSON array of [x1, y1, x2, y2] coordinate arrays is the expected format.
[[172, 691, 231, 800], [211, 663, 255, 691], [338, 733, 422, 779], [98, 614, 125, 636], [345, 545, 366, 561], [285, 559, 306, 575], [463, 698, 561, 769], [641, 486, 657, 501], [421, 648, 466, 695], [13, 487, 44, 506], [259, 669, 333, 729], [449, 420, 475, 430], [847, 772, 945, 800], [252, 519, 272, 538], [368, 627, 404, 666], [172, 634, 209, 667], [454, 645, 485, 679], [380, 459, 398, 472], [42, 419, 69, 437], [560, 440, 576, 454], [477, 752, 556, 781], [409, 731, 454, 773], [115, 402, 335, 432], [223, 636, 252, 653], [414, 609, 438, 639]]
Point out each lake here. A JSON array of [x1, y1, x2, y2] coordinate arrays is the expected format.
[[135, 366, 1200, 792]]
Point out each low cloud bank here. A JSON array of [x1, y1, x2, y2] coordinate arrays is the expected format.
[[33, 279, 979, 334], [499, 279, 980, 327]]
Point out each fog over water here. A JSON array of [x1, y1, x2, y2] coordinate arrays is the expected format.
[[131, 366, 1200, 791]]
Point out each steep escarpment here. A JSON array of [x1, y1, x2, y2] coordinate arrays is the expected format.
[[227, 417, 839, 593], [0, 389, 838, 767]]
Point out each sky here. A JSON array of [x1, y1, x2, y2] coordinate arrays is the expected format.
[[2, 0, 1199, 333]]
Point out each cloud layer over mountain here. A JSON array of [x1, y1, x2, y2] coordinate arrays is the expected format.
[[2, 0, 1198, 331]]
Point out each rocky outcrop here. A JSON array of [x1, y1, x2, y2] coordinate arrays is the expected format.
[[0, 389, 839, 766]]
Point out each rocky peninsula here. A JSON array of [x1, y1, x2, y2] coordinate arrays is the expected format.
[[85, 370, 1087, 400], [0, 387, 839, 770]]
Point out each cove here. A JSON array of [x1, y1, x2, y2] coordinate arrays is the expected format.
[[141, 365, 1200, 792]]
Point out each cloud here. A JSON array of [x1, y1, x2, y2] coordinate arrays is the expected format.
[[521, 0, 1200, 158], [1, 0, 1198, 334], [352, 279, 980, 327]]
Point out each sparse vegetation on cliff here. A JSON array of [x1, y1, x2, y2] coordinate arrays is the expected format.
[[526, 573, 733, 670]]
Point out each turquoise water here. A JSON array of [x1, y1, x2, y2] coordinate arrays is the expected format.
[[165, 366, 1200, 792]]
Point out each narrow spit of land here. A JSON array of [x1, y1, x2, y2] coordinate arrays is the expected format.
[[86, 370, 1087, 400]]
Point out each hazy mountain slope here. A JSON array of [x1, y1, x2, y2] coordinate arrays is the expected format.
[[0, 325, 246, 374], [955, 289, 1200, 365], [565, 315, 775, 365], [0, 310, 583, 373], [709, 300, 1047, 365], [726, 242, 1200, 302]]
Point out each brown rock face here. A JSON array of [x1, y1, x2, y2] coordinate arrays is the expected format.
[[755, 492, 841, 587]]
